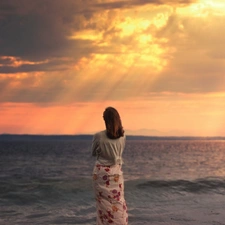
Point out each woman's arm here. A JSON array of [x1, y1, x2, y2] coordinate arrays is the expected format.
[[91, 133, 101, 157]]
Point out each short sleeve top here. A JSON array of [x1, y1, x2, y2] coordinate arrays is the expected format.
[[91, 130, 125, 166]]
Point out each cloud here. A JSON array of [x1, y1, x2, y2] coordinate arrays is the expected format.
[[92, 0, 196, 10], [0, 71, 75, 103], [0, 0, 197, 74], [151, 8, 225, 93], [1, 0, 225, 104], [0, 0, 98, 72], [0, 37, 94, 73]]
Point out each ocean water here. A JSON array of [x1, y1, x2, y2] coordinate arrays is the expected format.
[[1, 139, 225, 225]]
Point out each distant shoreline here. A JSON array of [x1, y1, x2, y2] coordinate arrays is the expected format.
[[0, 134, 225, 141]]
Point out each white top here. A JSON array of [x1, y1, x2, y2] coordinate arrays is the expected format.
[[91, 130, 125, 166]]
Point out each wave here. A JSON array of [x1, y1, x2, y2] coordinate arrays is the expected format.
[[137, 177, 225, 194], [2, 176, 225, 207], [0, 177, 93, 205]]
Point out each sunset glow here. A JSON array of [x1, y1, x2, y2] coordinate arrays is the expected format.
[[1, 0, 225, 136]]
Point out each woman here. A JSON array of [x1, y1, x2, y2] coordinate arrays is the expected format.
[[92, 107, 128, 225]]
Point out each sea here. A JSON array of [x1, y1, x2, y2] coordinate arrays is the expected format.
[[1, 135, 225, 225]]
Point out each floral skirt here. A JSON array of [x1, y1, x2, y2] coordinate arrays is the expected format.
[[92, 164, 128, 225]]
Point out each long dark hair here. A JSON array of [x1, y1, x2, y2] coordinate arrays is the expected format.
[[103, 107, 124, 139]]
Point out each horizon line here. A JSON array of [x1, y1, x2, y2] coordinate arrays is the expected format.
[[1, 133, 225, 138]]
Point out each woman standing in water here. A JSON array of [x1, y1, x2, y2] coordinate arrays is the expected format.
[[92, 107, 128, 225]]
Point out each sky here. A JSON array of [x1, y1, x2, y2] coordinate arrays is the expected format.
[[1, 0, 225, 136]]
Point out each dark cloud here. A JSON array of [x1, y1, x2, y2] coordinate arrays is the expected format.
[[0, 38, 95, 73], [0, 13, 69, 60], [0, 0, 97, 73], [0, 61, 65, 74], [92, 0, 196, 10]]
